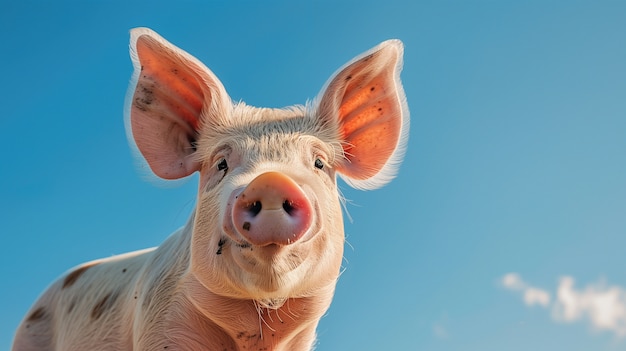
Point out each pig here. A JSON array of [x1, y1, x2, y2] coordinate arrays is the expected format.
[[13, 27, 409, 351]]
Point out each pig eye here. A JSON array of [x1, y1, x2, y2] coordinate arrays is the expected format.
[[217, 158, 228, 172], [314, 158, 324, 170]]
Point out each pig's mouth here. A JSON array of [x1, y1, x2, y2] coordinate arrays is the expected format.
[[217, 235, 285, 252], [218, 233, 310, 270], [223, 235, 309, 261], [234, 241, 251, 249]]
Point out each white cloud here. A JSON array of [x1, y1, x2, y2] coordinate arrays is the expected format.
[[524, 287, 551, 307], [501, 273, 626, 337], [500, 272, 551, 307], [502, 272, 525, 290], [552, 276, 626, 336]]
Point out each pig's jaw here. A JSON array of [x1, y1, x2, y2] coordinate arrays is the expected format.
[[205, 230, 334, 306], [236, 244, 314, 307]]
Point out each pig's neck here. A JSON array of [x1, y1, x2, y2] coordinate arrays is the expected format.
[[175, 275, 334, 351]]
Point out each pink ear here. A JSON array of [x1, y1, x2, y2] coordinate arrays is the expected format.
[[317, 40, 409, 190], [125, 28, 231, 179]]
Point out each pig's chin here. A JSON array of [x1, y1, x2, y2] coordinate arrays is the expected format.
[[229, 237, 314, 297]]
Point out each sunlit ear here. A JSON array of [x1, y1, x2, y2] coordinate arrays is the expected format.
[[316, 40, 409, 190], [124, 27, 232, 179]]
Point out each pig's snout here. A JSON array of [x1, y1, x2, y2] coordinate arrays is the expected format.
[[232, 172, 313, 247]]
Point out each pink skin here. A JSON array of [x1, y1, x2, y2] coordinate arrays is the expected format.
[[227, 172, 313, 247]]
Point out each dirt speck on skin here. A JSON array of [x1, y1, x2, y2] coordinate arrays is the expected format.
[[216, 238, 226, 255]]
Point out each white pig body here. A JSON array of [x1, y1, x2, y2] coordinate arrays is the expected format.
[[13, 28, 409, 351]]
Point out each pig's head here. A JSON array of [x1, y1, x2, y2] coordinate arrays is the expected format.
[[125, 28, 409, 309]]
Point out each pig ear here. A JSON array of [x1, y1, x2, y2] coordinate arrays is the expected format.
[[316, 40, 409, 190], [124, 27, 231, 179]]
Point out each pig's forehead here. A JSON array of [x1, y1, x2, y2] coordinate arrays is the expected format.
[[229, 104, 316, 131], [204, 125, 335, 153], [196, 104, 342, 161], [201, 104, 335, 142]]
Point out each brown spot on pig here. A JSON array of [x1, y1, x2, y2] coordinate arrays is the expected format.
[[27, 307, 47, 322], [91, 292, 119, 320], [63, 264, 93, 289]]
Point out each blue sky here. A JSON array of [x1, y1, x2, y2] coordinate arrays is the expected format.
[[1, 1, 625, 350]]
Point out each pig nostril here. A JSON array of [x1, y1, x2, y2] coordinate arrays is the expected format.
[[247, 201, 262, 217], [282, 200, 295, 215]]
